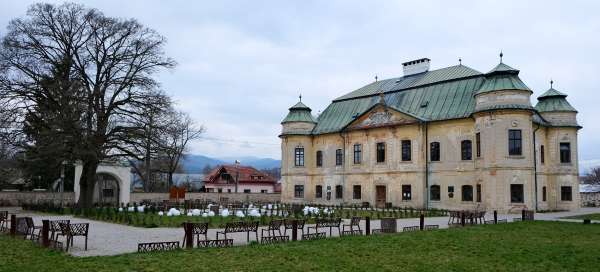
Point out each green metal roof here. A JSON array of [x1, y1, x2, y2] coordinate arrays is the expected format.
[[282, 101, 317, 124], [334, 65, 482, 101], [475, 62, 531, 95], [289, 101, 311, 110], [313, 76, 485, 134], [475, 74, 531, 95], [538, 88, 567, 99], [487, 62, 519, 74]]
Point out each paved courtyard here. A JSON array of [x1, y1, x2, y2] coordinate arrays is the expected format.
[[9, 207, 600, 257]]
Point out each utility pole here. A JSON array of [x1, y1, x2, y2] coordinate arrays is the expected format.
[[234, 160, 240, 193]]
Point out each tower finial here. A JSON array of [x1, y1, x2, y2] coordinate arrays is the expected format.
[[459, 58, 462, 65], [375, 75, 378, 82], [550, 79, 554, 89], [499, 50, 503, 63], [299, 93, 302, 102]]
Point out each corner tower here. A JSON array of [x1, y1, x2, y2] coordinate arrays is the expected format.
[[473, 55, 536, 212], [280, 97, 316, 203], [534, 83, 581, 211]]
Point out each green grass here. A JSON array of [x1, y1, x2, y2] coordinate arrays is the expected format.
[[2, 221, 600, 271], [563, 213, 600, 221]]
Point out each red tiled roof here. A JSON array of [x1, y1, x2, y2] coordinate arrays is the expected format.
[[204, 164, 276, 184]]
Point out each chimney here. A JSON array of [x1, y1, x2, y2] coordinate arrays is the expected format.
[[402, 58, 430, 76]]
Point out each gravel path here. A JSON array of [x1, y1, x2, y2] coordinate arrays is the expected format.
[[7, 207, 600, 257]]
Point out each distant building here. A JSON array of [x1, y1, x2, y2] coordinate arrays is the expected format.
[[580, 184, 600, 207], [280, 56, 581, 213], [204, 165, 277, 193]]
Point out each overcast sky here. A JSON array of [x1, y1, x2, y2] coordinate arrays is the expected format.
[[1, 0, 599, 171]]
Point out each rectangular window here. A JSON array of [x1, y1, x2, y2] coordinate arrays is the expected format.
[[353, 144, 362, 164], [260, 190, 267, 193], [430, 142, 440, 161], [508, 130, 522, 156], [401, 140, 411, 161], [461, 140, 472, 160], [315, 185, 322, 198], [542, 186, 547, 202], [476, 184, 481, 202], [462, 185, 473, 202], [316, 151, 323, 167], [476, 133, 481, 158], [335, 149, 343, 166], [294, 147, 305, 166], [353, 185, 361, 199], [335, 185, 343, 199], [294, 185, 304, 198], [510, 184, 524, 203], [560, 143, 571, 163], [448, 186, 454, 199], [540, 145, 545, 164], [430, 185, 440, 201], [218, 188, 223, 193], [561, 186, 572, 201], [402, 185, 411, 201], [376, 142, 386, 163], [243, 189, 251, 193]]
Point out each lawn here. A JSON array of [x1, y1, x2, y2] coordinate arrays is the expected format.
[[1, 221, 599, 272], [563, 213, 600, 221]]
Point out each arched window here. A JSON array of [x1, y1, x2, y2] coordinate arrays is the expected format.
[[316, 151, 323, 167], [461, 140, 472, 160], [430, 142, 440, 161], [430, 185, 440, 201], [462, 185, 473, 201]]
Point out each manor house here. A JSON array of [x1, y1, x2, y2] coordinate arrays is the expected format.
[[280, 56, 580, 212]]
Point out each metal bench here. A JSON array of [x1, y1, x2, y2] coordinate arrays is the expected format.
[[182, 222, 208, 247], [342, 217, 362, 234], [284, 219, 305, 236], [260, 235, 289, 245], [307, 218, 341, 237], [50, 220, 70, 241], [59, 222, 90, 251], [138, 241, 180, 253], [302, 232, 326, 241], [424, 224, 439, 230], [261, 219, 284, 238], [197, 239, 234, 248], [403, 226, 420, 232], [216, 221, 259, 242], [372, 217, 397, 234]]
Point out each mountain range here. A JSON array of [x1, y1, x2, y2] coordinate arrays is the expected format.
[[181, 155, 281, 173]]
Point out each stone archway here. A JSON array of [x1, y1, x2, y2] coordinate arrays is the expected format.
[[74, 162, 132, 205], [94, 173, 121, 205]]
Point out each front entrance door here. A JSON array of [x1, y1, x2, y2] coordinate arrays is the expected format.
[[376, 185, 386, 208]]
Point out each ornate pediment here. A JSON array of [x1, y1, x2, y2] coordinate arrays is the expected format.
[[347, 105, 418, 130]]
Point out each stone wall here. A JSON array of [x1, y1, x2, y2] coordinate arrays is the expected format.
[[130, 192, 281, 204], [0, 191, 75, 206]]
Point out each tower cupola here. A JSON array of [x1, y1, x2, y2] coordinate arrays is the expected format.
[[281, 96, 317, 136], [474, 56, 533, 113], [535, 82, 580, 128]]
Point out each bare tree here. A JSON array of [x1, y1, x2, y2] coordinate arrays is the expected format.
[[155, 110, 204, 187], [582, 166, 600, 185], [0, 3, 175, 207]]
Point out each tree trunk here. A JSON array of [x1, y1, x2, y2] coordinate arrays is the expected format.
[[77, 159, 99, 208], [168, 172, 173, 188]]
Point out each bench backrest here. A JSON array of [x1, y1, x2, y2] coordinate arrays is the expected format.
[[138, 241, 180, 253], [316, 218, 341, 228], [225, 221, 259, 232]]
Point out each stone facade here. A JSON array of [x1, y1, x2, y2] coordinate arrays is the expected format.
[[279, 58, 580, 213]]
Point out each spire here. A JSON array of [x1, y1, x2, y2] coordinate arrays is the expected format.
[[299, 93, 302, 102], [499, 50, 503, 63], [550, 79, 554, 89], [459, 58, 462, 65], [375, 75, 378, 82]]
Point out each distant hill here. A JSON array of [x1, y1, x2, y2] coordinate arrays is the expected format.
[[181, 155, 280, 174]]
